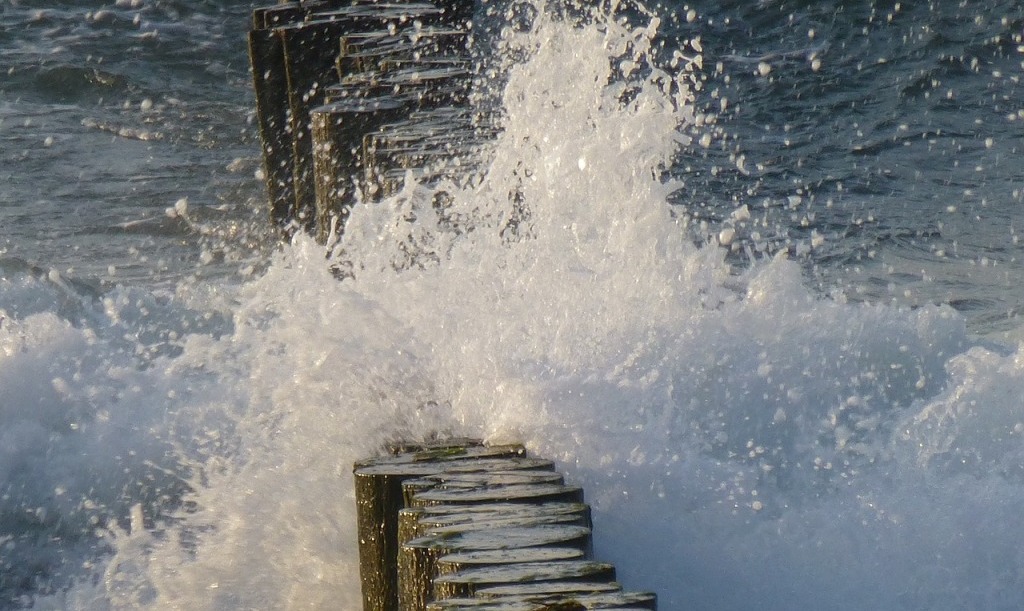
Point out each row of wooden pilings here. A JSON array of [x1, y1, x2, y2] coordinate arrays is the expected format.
[[247, 2, 659, 609], [248, 0, 487, 241], [355, 439, 658, 610]]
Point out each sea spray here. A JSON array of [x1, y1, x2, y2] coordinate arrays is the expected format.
[[0, 276, 235, 608], [19, 1, 1024, 609]]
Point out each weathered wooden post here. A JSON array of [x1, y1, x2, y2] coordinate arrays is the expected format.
[[409, 482, 585, 509], [248, 3, 305, 227], [313, 62, 472, 241], [397, 505, 594, 611], [467, 580, 624, 600], [434, 547, 587, 577], [406, 502, 592, 542], [399, 524, 595, 611], [401, 470, 566, 506], [311, 94, 412, 242], [431, 560, 618, 600], [425, 590, 658, 610], [400, 462, 560, 507], [362, 108, 482, 202]]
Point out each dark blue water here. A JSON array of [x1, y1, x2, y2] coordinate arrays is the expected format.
[[1, 0, 270, 290], [665, 0, 1024, 335], [2, 1, 1024, 609]]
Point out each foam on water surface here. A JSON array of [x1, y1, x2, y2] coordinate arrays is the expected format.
[[5, 2, 1024, 609]]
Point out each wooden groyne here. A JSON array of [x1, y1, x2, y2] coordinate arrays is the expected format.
[[355, 439, 657, 611], [247, 0, 484, 240], [247, 2, 657, 609]]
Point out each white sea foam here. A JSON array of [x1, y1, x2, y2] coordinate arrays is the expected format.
[[12, 2, 1024, 609]]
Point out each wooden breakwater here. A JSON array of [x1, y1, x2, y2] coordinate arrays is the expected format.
[[355, 439, 657, 611], [248, 0, 489, 241], [247, 3, 658, 609]]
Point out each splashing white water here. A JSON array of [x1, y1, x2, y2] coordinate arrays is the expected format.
[[13, 2, 1024, 610]]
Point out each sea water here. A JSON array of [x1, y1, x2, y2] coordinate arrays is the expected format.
[[2, 1, 1024, 609]]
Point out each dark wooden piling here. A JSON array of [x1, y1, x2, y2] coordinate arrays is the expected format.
[[412, 502, 592, 535], [432, 560, 618, 601], [410, 482, 585, 509], [277, 18, 350, 226], [398, 501, 592, 564], [400, 525, 595, 611], [362, 108, 488, 202], [248, 4, 306, 227], [402, 504, 592, 552], [402, 466, 561, 504], [311, 62, 472, 240], [338, 27, 469, 76], [434, 547, 587, 576], [475, 581, 625, 599], [401, 470, 566, 506], [311, 95, 412, 241], [425, 590, 658, 610]]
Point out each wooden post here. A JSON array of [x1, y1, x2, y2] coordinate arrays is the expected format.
[[411, 502, 591, 541], [362, 107, 488, 203], [339, 27, 469, 77], [431, 560, 617, 600], [412, 509, 592, 541], [434, 547, 586, 577], [314, 42, 471, 240], [290, 4, 451, 228], [399, 525, 594, 611], [400, 458, 557, 506], [277, 18, 351, 228], [313, 67, 472, 238], [311, 95, 412, 242], [401, 470, 564, 507], [248, 4, 304, 228], [471, 580, 623, 600], [425, 590, 658, 610], [410, 482, 585, 509]]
